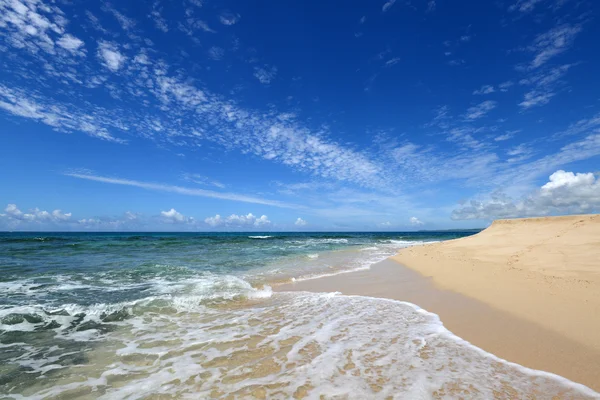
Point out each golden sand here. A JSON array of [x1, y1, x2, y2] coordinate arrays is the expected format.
[[393, 214, 600, 353]]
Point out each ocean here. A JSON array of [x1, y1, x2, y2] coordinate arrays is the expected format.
[[0, 231, 596, 399]]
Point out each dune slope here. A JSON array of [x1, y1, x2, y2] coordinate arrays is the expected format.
[[392, 214, 600, 351]]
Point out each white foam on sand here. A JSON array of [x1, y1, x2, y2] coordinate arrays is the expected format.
[[11, 292, 597, 399]]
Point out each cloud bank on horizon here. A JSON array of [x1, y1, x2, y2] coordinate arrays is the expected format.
[[1, 0, 599, 231]]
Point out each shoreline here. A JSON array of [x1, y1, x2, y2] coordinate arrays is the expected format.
[[276, 260, 600, 392], [276, 214, 600, 392]]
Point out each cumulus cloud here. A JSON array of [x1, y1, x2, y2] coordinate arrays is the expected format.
[[1, 204, 72, 223], [410, 216, 424, 226], [160, 208, 191, 223], [452, 170, 600, 220], [204, 213, 271, 228], [295, 217, 307, 226], [379, 221, 392, 227]]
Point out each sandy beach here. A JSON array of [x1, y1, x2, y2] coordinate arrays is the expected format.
[[277, 214, 600, 392]]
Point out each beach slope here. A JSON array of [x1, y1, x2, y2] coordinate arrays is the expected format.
[[393, 214, 600, 352]]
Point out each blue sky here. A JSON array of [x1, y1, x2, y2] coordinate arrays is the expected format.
[[1, 0, 600, 231]]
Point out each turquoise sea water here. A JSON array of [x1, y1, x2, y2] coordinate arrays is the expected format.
[[1, 231, 598, 399]]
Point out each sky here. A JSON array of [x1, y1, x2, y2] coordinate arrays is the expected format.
[[1, 0, 600, 231]]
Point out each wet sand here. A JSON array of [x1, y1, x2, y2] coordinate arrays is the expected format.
[[276, 258, 600, 392]]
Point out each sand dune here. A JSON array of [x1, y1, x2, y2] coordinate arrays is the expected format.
[[393, 214, 600, 352]]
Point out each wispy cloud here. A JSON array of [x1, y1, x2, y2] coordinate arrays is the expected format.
[[385, 57, 401, 67], [473, 85, 495, 95], [527, 23, 581, 69], [208, 46, 225, 60], [253, 65, 277, 84], [0, 85, 124, 142], [508, 0, 545, 13], [465, 100, 497, 120], [65, 173, 299, 209], [382, 0, 397, 12], [103, 3, 136, 31], [150, 2, 169, 32], [182, 173, 226, 189], [219, 12, 240, 26], [519, 64, 574, 109]]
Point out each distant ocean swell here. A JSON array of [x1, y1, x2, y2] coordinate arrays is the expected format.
[[1, 232, 597, 398]]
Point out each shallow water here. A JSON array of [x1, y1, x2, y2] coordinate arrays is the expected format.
[[1, 231, 598, 399]]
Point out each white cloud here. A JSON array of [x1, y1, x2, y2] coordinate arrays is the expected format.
[[473, 85, 495, 95], [506, 143, 534, 163], [150, 3, 169, 32], [1, 4, 388, 191], [56, 34, 85, 54], [498, 81, 514, 92], [452, 170, 600, 220], [509, 0, 545, 13], [527, 24, 581, 69], [104, 4, 136, 31], [426, 1, 436, 12], [204, 213, 271, 228], [182, 173, 226, 189], [465, 100, 497, 120], [495, 130, 520, 141], [65, 172, 298, 208], [554, 112, 600, 139], [385, 57, 401, 67], [204, 214, 222, 227], [0, 85, 123, 142], [97, 41, 126, 72], [160, 208, 189, 223], [382, 0, 397, 12], [295, 217, 307, 226], [359, 16, 366, 24], [448, 59, 465, 66], [379, 221, 392, 227], [124, 211, 139, 220], [181, 18, 215, 34], [219, 12, 240, 25], [208, 46, 224, 61], [253, 65, 277, 84], [409, 216, 424, 226], [1, 204, 71, 223], [519, 91, 554, 109], [519, 64, 573, 109]]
